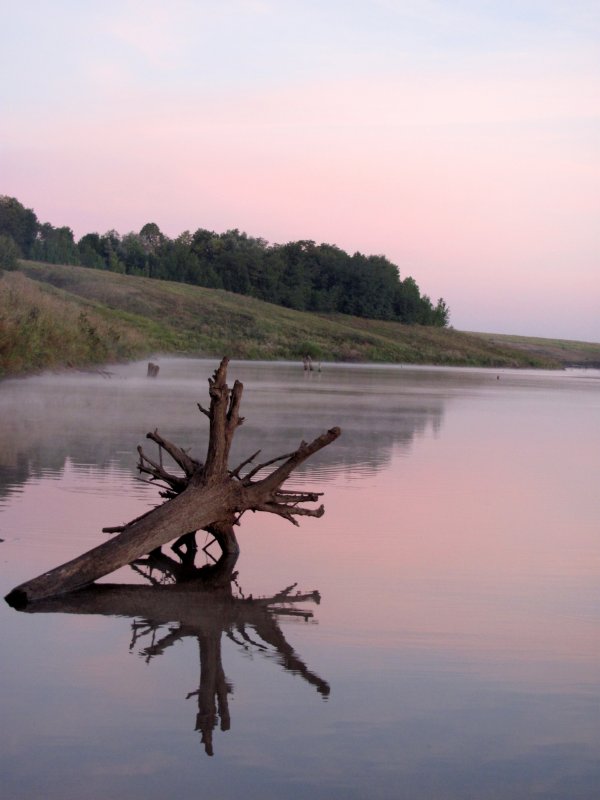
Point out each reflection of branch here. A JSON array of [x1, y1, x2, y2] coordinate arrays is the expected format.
[[140, 625, 182, 663], [129, 619, 157, 652], [253, 582, 321, 608], [21, 557, 330, 755], [251, 615, 330, 697], [233, 625, 268, 650], [129, 560, 174, 586], [195, 633, 232, 756]]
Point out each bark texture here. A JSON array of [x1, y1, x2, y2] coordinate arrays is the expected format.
[[5, 357, 340, 607]]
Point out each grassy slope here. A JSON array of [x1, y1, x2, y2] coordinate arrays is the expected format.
[[469, 331, 600, 368], [2, 261, 599, 377]]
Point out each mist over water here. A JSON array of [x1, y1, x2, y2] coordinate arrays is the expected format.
[[1, 359, 599, 799]]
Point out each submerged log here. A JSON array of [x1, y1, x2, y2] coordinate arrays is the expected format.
[[5, 357, 340, 607]]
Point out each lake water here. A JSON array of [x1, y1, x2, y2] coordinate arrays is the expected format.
[[1, 359, 599, 800]]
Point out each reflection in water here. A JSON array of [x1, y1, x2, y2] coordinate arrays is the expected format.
[[2, 361, 598, 798], [23, 545, 329, 757], [0, 359, 446, 501]]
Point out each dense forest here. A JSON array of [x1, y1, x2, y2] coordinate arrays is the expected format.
[[0, 195, 449, 326]]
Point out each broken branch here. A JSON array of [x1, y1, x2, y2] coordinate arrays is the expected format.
[[146, 429, 199, 477]]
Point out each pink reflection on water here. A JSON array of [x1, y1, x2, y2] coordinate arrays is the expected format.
[[0, 458, 155, 584], [237, 382, 600, 690]]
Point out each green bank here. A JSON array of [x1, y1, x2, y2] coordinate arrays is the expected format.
[[1, 261, 599, 377]]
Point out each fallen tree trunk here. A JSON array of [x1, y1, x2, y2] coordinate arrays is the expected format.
[[5, 357, 340, 608]]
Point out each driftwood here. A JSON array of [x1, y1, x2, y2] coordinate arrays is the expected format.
[[5, 357, 340, 608], [21, 552, 329, 756]]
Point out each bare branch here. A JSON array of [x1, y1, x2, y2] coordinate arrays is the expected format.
[[203, 357, 238, 481], [252, 501, 325, 526], [137, 446, 188, 492], [243, 451, 295, 483], [197, 403, 211, 419], [230, 449, 261, 480], [227, 380, 244, 430], [250, 428, 341, 494], [210, 356, 230, 388], [263, 507, 300, 526], [146, 429, 199, 477], [273, 491, 323, 503], [158, 489, 178, 500]]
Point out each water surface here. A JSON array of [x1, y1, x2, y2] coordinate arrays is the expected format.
[[1, 359, 599, 799]]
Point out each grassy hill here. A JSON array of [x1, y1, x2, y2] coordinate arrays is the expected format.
[[1, 260, 599, 377]]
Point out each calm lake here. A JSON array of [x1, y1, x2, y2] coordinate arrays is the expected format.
[[1, 359, 599, 800]]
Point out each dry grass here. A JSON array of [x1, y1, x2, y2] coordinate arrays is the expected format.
[[5, 260, 597, 377], [470, 331, 600, 367], [0, 271, 151, 376]]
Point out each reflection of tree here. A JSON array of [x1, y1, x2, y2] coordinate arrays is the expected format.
[[0, 364, 449, 499], [22, 546, 329, 756]]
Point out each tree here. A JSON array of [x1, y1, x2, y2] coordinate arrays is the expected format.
[[100, 230, 126, 273], [138, 223, 168, 278], [120, 233, 148, 276], [0, 234, 20, 273], [31, 223, 79, 264], [2, 195, 451, 328], [139, 222, 165, 254], [0, 196, 38, 258], [78, 233, 106, 268], [393, 276, 420, 323], [432, 298, 450, 327]]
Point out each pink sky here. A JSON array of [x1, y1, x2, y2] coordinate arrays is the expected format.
[[2, 2, 599, 340]]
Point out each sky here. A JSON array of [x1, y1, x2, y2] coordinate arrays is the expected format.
[[1, 1, 599, 341]]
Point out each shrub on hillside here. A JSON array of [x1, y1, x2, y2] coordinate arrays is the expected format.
[[0, 234, 20, 273]]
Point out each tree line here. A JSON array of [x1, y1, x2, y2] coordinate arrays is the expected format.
[[0, 195, 449, 326]]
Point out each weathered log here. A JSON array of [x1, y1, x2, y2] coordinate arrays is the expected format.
[[5, 357, 340, 607]]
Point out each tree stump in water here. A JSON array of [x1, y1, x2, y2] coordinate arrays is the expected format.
[[5, 357, 340, 607]]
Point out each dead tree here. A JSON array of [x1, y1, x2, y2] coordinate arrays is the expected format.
[[5, 357, 340, 608]]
